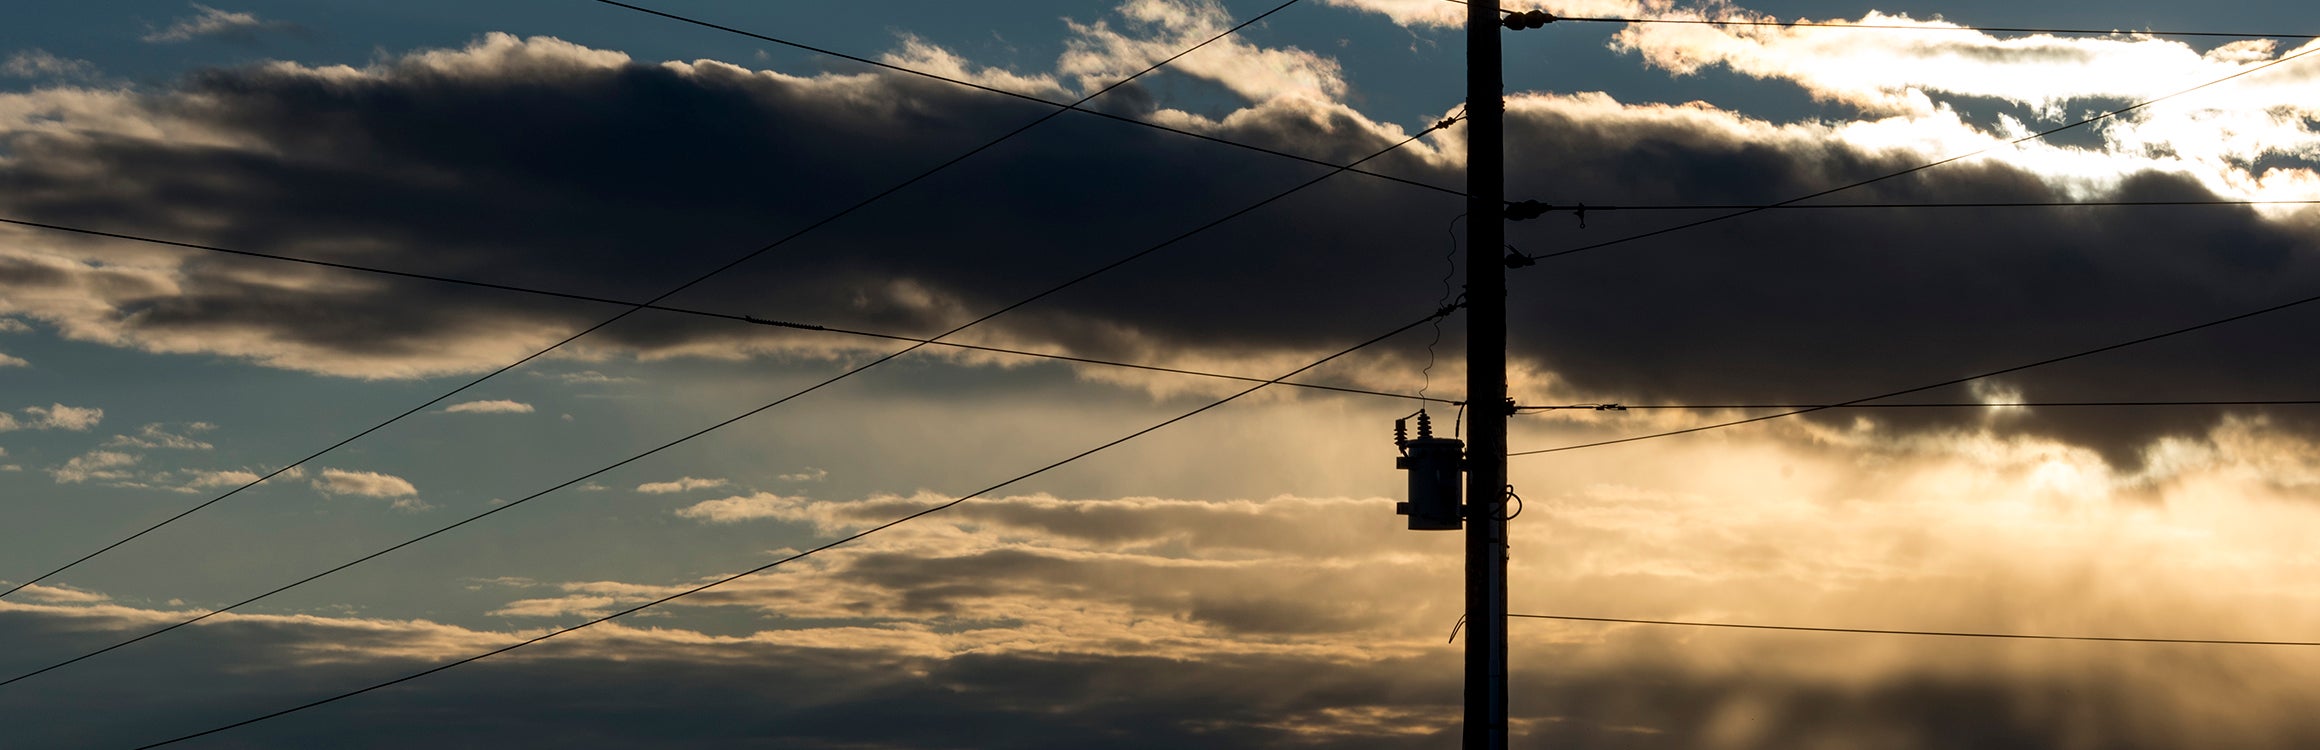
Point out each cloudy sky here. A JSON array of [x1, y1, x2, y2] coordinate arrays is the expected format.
[[2, 0, 2317, 746]]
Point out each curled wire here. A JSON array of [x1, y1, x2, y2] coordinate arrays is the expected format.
[[1420, 213, 1465, 403]]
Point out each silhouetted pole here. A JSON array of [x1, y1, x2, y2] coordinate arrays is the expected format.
[[1464, 0, 1510, 748]]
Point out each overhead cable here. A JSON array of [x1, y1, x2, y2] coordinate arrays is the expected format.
[[1551, 15, 2320, 41], [1516, 43, 2320, 264], [1442, 0, 2319, 39], [1514, 613, 2320, 646], [1503, 198, 2320, 218], [0, 1, 1299, 599], [0, 110, 1464, 690], [590, 0, 1463, 199], [126, 308, 1453, 749], [0, 216, 1457, 407], [1516, 399, 2320, 411], [1509, 288, 2320, 456]]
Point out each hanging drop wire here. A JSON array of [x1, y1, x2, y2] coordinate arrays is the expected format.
[[1419, 213, 1466, 405]]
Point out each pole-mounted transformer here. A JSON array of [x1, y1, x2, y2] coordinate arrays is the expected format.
[[1394, 411, 1464, 530]]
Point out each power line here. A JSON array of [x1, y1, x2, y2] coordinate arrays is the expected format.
[[1505, 198, 2320, 217], [127, 308, 1452, 749], [1558, 15, 2320, 41], [0, 109, 1462, 691], [1445, 1, 2320, 39], [1509, 288, 2320, 456], [1512, 614, 2320, 646], [588, 0, 1464, 200], [0, 1, 1297, 599], [1517, 399, 2320, 411], [1517, 42, 2320, 264], [0, 216, 1458, 407]]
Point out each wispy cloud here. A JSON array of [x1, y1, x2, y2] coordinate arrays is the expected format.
[[0, 50, 99, 81], [673, 492, 809, 523], [1, 403, 104, 432], [141, 3, 299, 43], [314, 468, 428, 511], [637, 476, 731, 495], [441, 399, 535, 415], [105, 422, 217, 450], [10, 583, 109, 604], [187, 469, 264, 488], [50, 450, 138, 484], [544, 370, 639, 385], [778, 467, 828, 482]]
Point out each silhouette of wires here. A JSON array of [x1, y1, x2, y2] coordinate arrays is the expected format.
[[125, 308, 1455, 749], [0, 216, 1458, 407], [1509, 288, 2320, 456], [1512, 614, 2320, 646], [1441, 1, 2319, 40], [0, 112, 1464, 691], [1517, 399, 2320, 411], [591, 0, 1464, 200], [1512, 44, 2320, 265], [0, 0, 1304, 604]]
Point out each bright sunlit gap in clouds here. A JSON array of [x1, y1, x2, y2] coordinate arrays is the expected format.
[[1, 0, 2317, 746]]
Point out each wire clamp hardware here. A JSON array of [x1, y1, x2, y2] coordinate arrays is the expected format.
[[1506, 200, 1617, 226], [1502, 9, 1557, 30]]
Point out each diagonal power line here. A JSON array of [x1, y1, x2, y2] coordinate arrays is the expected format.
[[1518, 399, 2320, 411], [1554, 16, 2320, 41], [0, 104, 1463, 690], [1517, 42, 2320, 263], [1447, 1, 2320, 39], [589, 0, 1464, 199], [1509, 288, 2320, 456], [1512, 614, 2320, 646], [0, 215, 1456, 407], [124, 308, 1450, 749], [0, 0, 1303, 602]]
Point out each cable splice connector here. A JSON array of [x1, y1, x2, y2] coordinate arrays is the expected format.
[[1506, 200, 1616, 225], [1503, 9, 1556, 30], [1432, 293, 1468, 320]]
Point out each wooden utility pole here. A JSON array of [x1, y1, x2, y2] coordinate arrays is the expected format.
[[1464, 0, 1510, 748]]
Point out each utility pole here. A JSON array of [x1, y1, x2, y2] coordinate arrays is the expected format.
[[1464, 0, 1510, 747]]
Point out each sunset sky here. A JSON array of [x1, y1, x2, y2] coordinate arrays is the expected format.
[[3, 0, 2318, 747]]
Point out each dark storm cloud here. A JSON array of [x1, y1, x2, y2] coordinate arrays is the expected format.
[[1, 34, 2313, 462]]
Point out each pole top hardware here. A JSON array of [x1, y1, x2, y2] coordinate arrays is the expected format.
[[1502, 9, 1557, 30]]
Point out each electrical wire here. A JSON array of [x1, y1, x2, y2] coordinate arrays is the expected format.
[[1419, 213, 1466, 404], [0, 0, 1302, 604], [0, 109, 1465, 692], [1519, 43, 2320, 264], [20, 208, 2300, 420], [126, 308, 1454, 749], [1552, 15, 2320, 41], [590, 0, 1464, 200], [1506, 198, 2320, 215], [0, 217, 1457, 407], [1512, 613, 2320, 646], [1516, 399, 2320, 411], [1509, 288, 2320, 456], [1443, 0, 2320, 39]]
